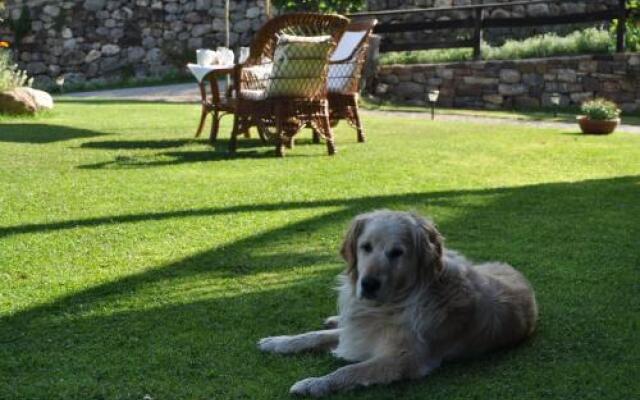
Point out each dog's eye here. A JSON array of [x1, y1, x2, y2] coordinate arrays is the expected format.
[[387, 248, 404, 259], [360, 242, 372, 252]]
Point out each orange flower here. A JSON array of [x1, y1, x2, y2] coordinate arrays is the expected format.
[[0, 41, 10, 48]]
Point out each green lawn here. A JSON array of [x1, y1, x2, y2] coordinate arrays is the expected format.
[[1, 100, 639, 399]]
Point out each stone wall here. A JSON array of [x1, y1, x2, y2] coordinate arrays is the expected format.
[[375, 53, 640, 112], [367, 0, 619, 47], [2, 0, 268, 88]]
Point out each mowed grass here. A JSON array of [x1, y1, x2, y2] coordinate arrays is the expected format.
[[1, 100, 639, 399]]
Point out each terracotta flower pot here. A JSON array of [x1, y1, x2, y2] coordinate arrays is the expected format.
[[577, 116, 619, 135]]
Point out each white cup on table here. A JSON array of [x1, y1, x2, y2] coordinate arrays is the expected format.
[[196, 49, 217, 66], [238, 47, 250, 64], [216, 47, 235, 65]]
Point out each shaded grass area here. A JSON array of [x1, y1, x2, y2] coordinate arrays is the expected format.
[[1, 100, 639, 399]]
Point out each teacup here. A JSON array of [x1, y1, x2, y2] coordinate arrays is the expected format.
[[216, 47, 235, 65], [238, 47, 250, 64], [196, 49, 217, 65]]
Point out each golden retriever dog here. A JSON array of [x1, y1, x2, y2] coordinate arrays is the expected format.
[[259, 210, 537, 397]]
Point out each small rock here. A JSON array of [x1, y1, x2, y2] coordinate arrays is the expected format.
[[498, 83, 527, 96], [556, 69, 577, 83], [84, 0, 106, 12], [375, 83, 389, 95], [463, 76, 498, 85], [127, 47, 146, 63], [570, 92, 592, 103], [246, 7, 261, 19], [61, 28, 73, 39], [85, 49, 102, 63], [192, 24, 212, 37], [165, 3, 179, 13], [483, 94, 503, 105], [27, 62, 47, 75], [43, 5, 61, 17], [499, 69, 521, 83], [195, 0, 212, 10], [63, 39, 77, 50], [527, 3, 549, 17], [490, 9, 511, 19], [393, 81, 424, 99], [101, 44, 120, 55], [232, 19, 251, 34]]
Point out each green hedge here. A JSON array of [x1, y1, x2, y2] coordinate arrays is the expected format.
[[380, 28, 614, 65]]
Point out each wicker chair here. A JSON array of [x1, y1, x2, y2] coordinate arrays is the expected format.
[[228, 13, 349, 157], [321, 18, 378, 143]]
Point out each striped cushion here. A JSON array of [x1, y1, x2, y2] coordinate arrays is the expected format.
[[265, 34, 333, 98]]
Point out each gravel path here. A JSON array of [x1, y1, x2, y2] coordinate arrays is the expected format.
[[64, 83, 640, 134]]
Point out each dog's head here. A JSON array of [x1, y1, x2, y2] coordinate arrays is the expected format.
[[341, 210, 443, 303]]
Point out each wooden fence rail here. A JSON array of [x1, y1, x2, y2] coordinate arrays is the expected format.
[[350, 0, 638, 58]]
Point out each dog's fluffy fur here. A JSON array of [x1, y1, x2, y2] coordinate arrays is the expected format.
[[259, 210, 537, 397]]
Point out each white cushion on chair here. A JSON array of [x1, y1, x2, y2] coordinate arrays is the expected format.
[[327, 31, 367, 94], [330, 31, 367, 62], [327, 64, 356, 94], [265, 34, 334, 98]]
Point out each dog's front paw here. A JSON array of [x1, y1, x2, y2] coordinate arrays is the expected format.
[[258, 336, 294, 354], [322, 315, 340, 329], [290, 377, 332, 397]]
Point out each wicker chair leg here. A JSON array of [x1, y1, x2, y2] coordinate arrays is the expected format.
[[228, 114, 240, 153], [274, 115, 286, 157], [285, 137, 295, 149], [320, 116, 336, 156], [196, 108, 207, 138], [312, 129, 321, 144], [275, 139, 286, 157], [209, 110, 220, 144], [353, 104, 366, 143]]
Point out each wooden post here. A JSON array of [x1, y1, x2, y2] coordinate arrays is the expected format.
[[473, 7, 484, 60], [224, 0, 230, 48], [616, 0, 626, 53]]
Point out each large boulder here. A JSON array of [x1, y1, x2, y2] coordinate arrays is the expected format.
[[24, 88, 54, 111], [0, 88, 38, 115]]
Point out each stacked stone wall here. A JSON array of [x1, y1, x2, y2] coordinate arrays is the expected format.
[[376, 53, 640, 112], [2, 0, 268, 88]]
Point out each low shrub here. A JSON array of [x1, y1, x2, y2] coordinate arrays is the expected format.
[[0, 49, 32, 91], [580, 98, 621, 121], [380, 28, 613, 65]]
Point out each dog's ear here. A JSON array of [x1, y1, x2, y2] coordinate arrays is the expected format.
[[340, 214, 367, 283], [410, 213, 444, 279]]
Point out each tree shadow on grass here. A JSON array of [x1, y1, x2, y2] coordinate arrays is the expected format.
[[80, 138, 206, 150], [78, 138, 329, 169], [0, 124, 110, 144], [1, 175, 639, 399]]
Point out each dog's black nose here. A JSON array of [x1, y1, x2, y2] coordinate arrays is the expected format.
[[361, 276, 381, 297]]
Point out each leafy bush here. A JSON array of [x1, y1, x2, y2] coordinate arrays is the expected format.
[[484, 28, 612, 60], [273, 0, 363, 13], [610, 0, 640, 51], [380, 28, 613, 65], [580, 98, 621, 121], [0, 49, 32, 91]]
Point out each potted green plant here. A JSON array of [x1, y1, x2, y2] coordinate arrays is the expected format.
[[577, 98, 621, 135]]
